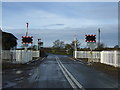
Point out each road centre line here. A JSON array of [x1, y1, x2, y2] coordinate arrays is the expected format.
[[56, 57, 77, 89], [57, 57, 84, 89], [56, 56, 84, 90]]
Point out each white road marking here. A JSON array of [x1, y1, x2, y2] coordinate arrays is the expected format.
[[56, 56, 84, 90], [56, 58, 77, 88], [78, 62, 84, 64], [41, 57, 45, 61], [36, 57, 41, 60], [69, 57, 84, 64]]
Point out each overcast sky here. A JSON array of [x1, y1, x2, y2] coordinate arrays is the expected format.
[[2, 2, 118, 48]]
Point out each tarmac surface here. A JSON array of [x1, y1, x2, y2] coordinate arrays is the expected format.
[[2, 54, 119, 89]]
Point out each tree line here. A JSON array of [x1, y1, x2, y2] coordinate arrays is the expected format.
[[50, 39, 120, 55]]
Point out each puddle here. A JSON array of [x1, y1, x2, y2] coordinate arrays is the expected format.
[[15, 77, 24, 81], [3, 81, 16, 88], [28, 73, 32, 76], [12, 69, 16, 71], [16, 71, 23, 74]]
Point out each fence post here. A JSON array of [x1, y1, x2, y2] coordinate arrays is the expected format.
[[101, 51, 103, 63], [114, 50, 118, 67], [74, 51, 77, 59]]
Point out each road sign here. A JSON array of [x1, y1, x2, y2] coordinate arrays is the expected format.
[[38, 42, 43, 45], [87, 42, 96, 50], [22, 44, 28, 47], [22, 36, 33, 44]]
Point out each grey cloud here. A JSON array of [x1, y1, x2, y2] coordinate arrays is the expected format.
[[42, 24, 65, 27]]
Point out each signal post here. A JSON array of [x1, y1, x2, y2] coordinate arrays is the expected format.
[[22, 23, 33, 51], [85, 34, 96, 63]]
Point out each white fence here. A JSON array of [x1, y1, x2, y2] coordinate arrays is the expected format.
[[2, 50, 11, 60], [2, 50, 40, 64], [74, 51, 100, 59], [32, 51, 39, 58], [74, 50, 120, 67], [101, 51, 120, 67]]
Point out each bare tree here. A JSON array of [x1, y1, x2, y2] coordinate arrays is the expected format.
[[52, 39, 65, 49]]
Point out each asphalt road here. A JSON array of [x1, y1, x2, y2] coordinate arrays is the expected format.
[[2, 54, 119, 89]]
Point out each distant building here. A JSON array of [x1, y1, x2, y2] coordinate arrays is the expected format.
[[2, 30, 18, 50]]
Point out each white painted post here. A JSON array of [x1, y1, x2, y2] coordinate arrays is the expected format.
[[101, 51, 103, 63], [74, 51, 77, 59], [114, 51, 118, 67]]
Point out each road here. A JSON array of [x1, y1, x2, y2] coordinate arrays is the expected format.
[[2, 54, 119, 89]]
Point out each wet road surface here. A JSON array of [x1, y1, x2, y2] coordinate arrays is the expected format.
[[2, 54, 119, 89]]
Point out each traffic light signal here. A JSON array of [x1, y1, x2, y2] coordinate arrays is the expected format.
[[22, 36, 33, 44], [85, 34, 96, 42]]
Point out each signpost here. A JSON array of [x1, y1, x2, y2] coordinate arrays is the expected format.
[[85, 34, 96, 63], [38, 39, 43, 57], [38, 39, 43, 50]]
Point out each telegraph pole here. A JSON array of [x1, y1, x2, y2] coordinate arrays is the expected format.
[[25, 23, 29, 51], [26, 23, 29, 36], [98, 28, 100, 49], [74, 34, 77, 51], [74, 34, 77, 59]]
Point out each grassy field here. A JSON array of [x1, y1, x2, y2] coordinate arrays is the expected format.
[[49, 52, 73, 55]]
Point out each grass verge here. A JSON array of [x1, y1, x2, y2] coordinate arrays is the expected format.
[[90, 62, 119, 79], [2, 57, 43, 70], [79, 58, 120, 79]]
